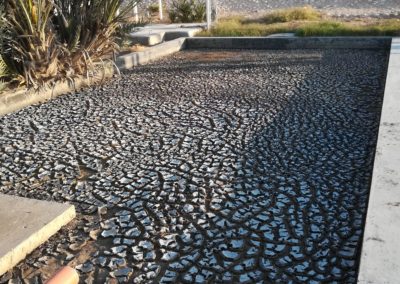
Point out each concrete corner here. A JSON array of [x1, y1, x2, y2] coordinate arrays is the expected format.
[[116, 37, 186, 70], [129, 24, 203, 46], [129, 32, 165, 46], [0, 194, 76, 276]]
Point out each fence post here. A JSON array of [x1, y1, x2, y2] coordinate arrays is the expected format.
[[133, 4, 139, 22], [206, 0, 211, 29], [159, 0, 163, 20]]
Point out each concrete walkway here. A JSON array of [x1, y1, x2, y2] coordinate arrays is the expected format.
[[129, 23, 204, 46], [0, 194, 75, 276], [358, 38, 400, 283]]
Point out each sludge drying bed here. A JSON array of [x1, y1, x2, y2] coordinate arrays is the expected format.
[[0, 48, 388, 283]]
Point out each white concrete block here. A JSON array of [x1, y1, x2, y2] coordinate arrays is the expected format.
[[358, 38, 400, 284], [0, 194, 76, 276]]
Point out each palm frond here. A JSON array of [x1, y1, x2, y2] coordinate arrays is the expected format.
[[3, 0, 63, 87], [0, 55, 8, 77], [2, 0, 141, 87], [53, 0, 140, 74]]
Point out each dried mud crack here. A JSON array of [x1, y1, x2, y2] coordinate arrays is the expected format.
[[0, 49, 388, 283]]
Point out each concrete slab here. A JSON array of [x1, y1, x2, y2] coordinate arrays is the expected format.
[[143, 23, 207, 29], [266, 33, 296, 38], [358, 38, 400, 283], [129, 32, 165, 46], [116, 37, 186, 70], [164, 29, 201, 41], [0, 194, 75, 276], [129, 24, 204, 46]]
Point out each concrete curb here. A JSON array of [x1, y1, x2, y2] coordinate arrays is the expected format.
[[0, 194, 76, 276], [129, 28, 202, 46], [185, 37, 392, 50], [116, 37, 186, 70], [358, 38, 400, 283], [129, 33, 164, 46], [0, 66, 114, 117]]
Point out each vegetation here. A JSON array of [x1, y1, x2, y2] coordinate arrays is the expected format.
[[116, 21, 147, 47], [0, 55, 7, 91], [148, 3, 159, 14], [169, 0, 206, 23], [53, 0, 136, 76], [1, 2, 399, 91], [0, 1, 4, 48], [1, 0, 138, 88], [0, 56, 7, 77], [260, 6, 321, 24], [200, 17, 294, 36], [199, 8, 400, 37], [3, 0, 64, 87], [297, 20, 400, 36], [0, 1, 9, 88]]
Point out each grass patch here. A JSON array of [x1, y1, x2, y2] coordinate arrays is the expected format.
[[199, 17, 298, 36], [199, 16, 400, 37], [297, 20, 400, 36], [260, 6, 322, 24], [199, 17, 301, 36], [198, 7, 400, 37]]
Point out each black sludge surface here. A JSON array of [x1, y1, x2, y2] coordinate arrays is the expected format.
[[0, 49, 388, 283]]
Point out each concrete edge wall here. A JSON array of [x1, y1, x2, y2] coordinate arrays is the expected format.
[[0, 67, 114, 117], [0, 205, 76, 276], [358, 38, 400, 283], [185, 37, 392, 50], [116, 37, 186, 70]]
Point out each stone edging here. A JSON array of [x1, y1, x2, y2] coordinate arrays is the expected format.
[[357, 37, 400, 284], [116, 37, 186, 70], [185, 37, 392, 50], [0, 66, 114, 116]]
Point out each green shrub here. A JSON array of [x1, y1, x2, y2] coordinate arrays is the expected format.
[[169, 0, 206, 23], [116, 20, 150, 47], [148, 3, 159, 14]]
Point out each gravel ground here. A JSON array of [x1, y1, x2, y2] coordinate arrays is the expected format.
[[139, 0, 400, 18], [0, 49, 388, 283]]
